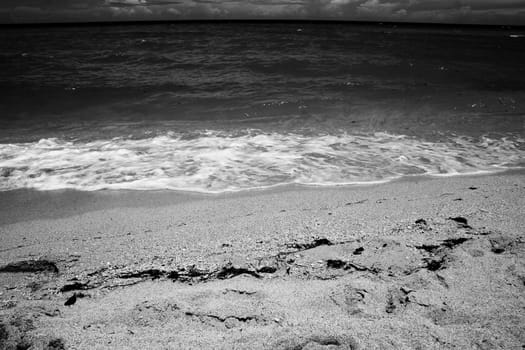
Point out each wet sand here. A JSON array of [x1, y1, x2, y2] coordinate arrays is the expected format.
[[1, 171, 524, 349]]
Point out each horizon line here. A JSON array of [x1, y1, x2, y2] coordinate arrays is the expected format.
[[1, 18, 524, 29]]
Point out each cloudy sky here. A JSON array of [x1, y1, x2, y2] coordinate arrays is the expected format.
[[1, 0, 524, 24]]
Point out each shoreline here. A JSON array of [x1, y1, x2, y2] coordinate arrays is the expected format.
[[1, 168, 523, 226], [0, 170, 524, 349]]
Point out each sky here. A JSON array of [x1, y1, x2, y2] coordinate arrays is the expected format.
[[1, 0, 524, 25]]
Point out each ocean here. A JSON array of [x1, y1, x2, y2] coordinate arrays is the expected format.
[[0, 22, 524, 193]]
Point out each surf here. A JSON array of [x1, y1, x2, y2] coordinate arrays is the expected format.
[[0, 130, 523, 192]]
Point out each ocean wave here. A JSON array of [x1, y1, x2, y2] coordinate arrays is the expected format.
[[0, 131, 523, 193]]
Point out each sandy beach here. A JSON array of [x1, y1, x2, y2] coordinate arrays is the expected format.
[[1, 170, 524, 349], [2, 17, 525, 350]]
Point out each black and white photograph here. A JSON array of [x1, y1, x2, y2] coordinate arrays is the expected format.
[[0, 1, 524, 349]]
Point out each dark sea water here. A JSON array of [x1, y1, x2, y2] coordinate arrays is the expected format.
[[0, 22, 524, 192]]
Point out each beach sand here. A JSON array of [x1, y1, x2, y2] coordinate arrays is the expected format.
[[1, 171, 524, 349]]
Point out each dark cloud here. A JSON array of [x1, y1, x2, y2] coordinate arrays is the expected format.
[[0, 0, 524, 24]]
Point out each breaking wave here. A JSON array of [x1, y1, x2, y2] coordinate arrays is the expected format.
[[0, 131, 523, 193]]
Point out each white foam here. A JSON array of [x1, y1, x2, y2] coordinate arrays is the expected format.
[[0, 131, 523, 193]]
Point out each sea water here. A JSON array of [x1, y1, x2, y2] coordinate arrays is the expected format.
[[1, 22, 524, 192]]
